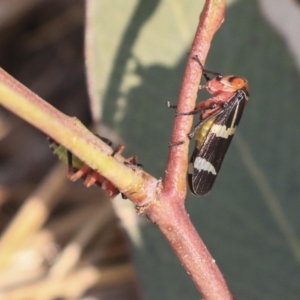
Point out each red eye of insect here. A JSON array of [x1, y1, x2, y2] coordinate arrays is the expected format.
[[231, 77, 245, 89]]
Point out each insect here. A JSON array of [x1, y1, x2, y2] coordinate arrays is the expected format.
[[48, 136, 142, 199], [169, 55, 249, 196]]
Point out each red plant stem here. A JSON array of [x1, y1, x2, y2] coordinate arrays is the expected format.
[[144, 1, 235, 299], [146, 201, 235, 300], [163, 0, 226, 201]]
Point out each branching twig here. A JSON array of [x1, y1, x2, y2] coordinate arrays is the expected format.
[[142, 1, 235, 299], [0, 0, 236, 299]]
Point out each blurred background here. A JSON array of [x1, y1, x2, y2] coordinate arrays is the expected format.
[[0, 0, 300, 299]]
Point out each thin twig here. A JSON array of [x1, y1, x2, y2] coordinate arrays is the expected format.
[[0, 69, 157, 206], [143, 1, 235, 299], [163, 0, 226, 200]]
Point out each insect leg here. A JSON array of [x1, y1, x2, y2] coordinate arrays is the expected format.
[[67, 150, 92, 182], [193, 55, 222, 81]]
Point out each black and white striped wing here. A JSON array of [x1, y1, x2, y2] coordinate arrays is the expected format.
[[188, 91, 247, 196]]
